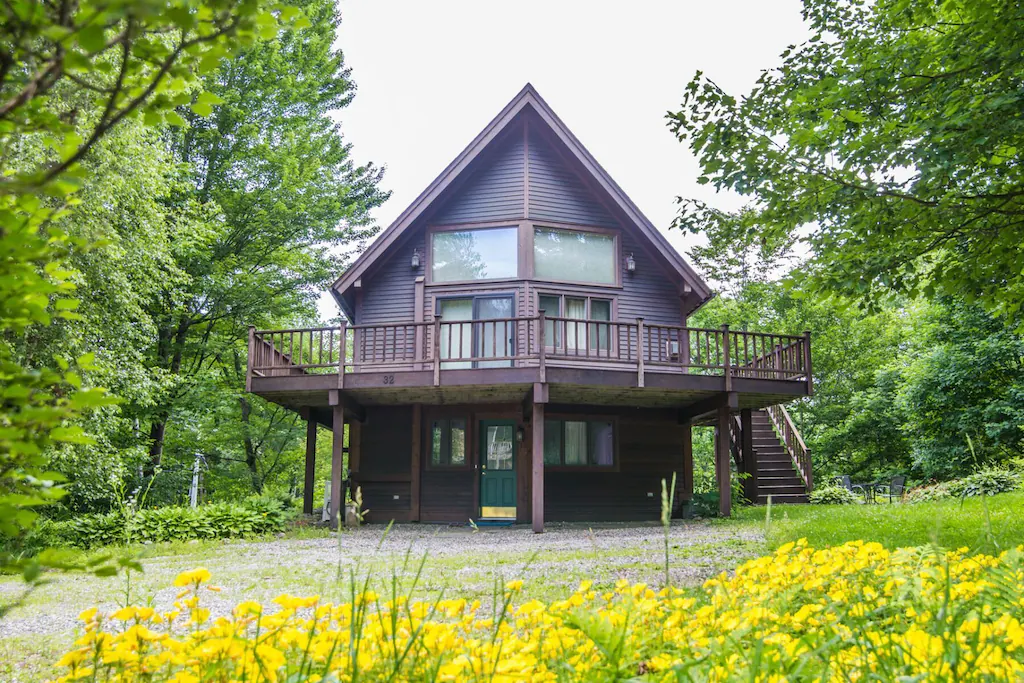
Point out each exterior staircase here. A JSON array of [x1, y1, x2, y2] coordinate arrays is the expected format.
[[750, 408, 810, 504]]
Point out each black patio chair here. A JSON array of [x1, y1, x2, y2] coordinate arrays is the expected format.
[[874, 476, 906, 504], [834, 475, 869, 503]]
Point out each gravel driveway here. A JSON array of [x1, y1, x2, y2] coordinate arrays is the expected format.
[[0, 519, 763, 675]]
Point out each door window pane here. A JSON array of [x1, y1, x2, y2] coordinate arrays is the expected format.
[[534, 228, 615, 284], [476, 297, 514, 368], [431, 421, 445, 466], [564, 421, 588, 465], [431, 418, 467, 467], [431, 228, 518, 282], [543, 420, 562, 465], [589, 421, 614, 466], [439, 299, 473, 369], [590, 300, 611, 353], [450, 419, 466, 465], [539, 295, 561, 349], [486, 425, 515, 470]]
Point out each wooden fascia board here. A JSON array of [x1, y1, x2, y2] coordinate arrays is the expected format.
[[332, 86, 536, 298]]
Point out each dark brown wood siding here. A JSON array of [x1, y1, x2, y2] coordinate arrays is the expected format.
[[543, 411, 685, 522], [357, 121, 684, 331], [359, 230, 425, 324], [615, 231, 685, 326], [432, 133, 526, 225], [527, 126, 617, 228], [357, 406, 413, 522]]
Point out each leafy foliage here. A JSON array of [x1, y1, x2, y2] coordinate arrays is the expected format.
[[0, 0, 298, 586], [948, 469, 1021, 500], [49, 543, 1024, 680], [669, 0, 1024, 322], [808, 484, 861, 505], [31, 497, 291, 550]]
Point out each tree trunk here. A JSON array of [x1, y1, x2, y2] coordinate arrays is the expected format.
[[239, 394, 262, 494], [145, 315, 192, 474]]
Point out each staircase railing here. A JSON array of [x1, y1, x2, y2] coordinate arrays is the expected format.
[[764, 404, 813, 492]]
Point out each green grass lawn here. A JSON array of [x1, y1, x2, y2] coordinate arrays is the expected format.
[[729, 490, 1024, 552]]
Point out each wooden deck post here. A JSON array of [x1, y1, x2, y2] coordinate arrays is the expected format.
[[338, 321, 347, 388], [721, 324, 732, 392], [433, 314, 442, 387], [716, 402, 732, 517], [636, 317, 645, 388], [246, 326, 255, 392], [531, 400, 545, 533], [803, 330, 813, 395], [537, 310, 546, 383], [303, 416, 317, 515], [330, 404, 346, 529], [740, 408, 755, 503], [414, 276, 425, 369]]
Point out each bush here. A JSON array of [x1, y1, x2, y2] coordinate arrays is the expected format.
[[33, 497, 292, 549], [808, 484, 862, 505], [50, 542, 1024, 681], [948, 468, 1021, 499], [905, 481, 954, 504]]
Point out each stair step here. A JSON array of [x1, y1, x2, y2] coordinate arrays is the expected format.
[[757, 494, 809, 504], [758, 484, 807, 495]]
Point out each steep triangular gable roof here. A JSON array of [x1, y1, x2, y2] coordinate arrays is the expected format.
[[332, 84, 712, 312]]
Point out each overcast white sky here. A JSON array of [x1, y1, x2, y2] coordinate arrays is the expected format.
[[322, 0, 810, 317]]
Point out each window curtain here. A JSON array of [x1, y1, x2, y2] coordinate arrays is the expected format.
[[565, 298, 586, 352], [543, 420, 562, 465], [564, 420, 588, 465], [589, 300, 611, 353], [589, 421, 614, 466]]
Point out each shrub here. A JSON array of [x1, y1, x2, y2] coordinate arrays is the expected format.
[[51, 541, 1024, 681], [905, 481, 954, 504], [948, 468, 1021, 499], [33, 497, 292, 549], [808, 484, 862, 505]]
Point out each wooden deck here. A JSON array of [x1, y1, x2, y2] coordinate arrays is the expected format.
[[246, 314, 812, 413]]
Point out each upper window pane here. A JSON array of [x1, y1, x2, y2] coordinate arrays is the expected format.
[[431, 228, 518, 282], [450, 419, 466, 465], [534, 228, 615, 285]]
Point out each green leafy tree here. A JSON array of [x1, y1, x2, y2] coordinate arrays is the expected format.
[[139, 0, 388, 478], [668, 0, 1024, 321], [0, 0, 293, 588]]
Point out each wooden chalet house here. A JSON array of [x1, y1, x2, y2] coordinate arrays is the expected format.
[[246, 85, 814, 531]]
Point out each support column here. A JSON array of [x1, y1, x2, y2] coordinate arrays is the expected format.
[[681, 421, 694, 505], [740, 408, 756, 503], [303, 417, 317, 515], [716, 403, 732, 517], [410, 404, 421, 522], [531, 401, 545, 533], [330, 405, 346, 529]]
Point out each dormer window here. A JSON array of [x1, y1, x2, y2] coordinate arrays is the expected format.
[[430, 226, 518, 282], [533, 226, 616, 285]]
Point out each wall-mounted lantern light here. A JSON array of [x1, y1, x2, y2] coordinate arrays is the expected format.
[[516, 426, 525, 443], [625, 252, 636, 274], [410, 248, 422, 269]]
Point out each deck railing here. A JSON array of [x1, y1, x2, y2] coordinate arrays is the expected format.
[[247, 316, 813, 390], [765, 403, 814, 492]]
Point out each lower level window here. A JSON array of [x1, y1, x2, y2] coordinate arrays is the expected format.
[[431, 418, 466, 466], [543, 419, 614, 466]]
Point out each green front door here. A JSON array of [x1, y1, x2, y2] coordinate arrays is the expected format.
[[479, 420, 517, 518]]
